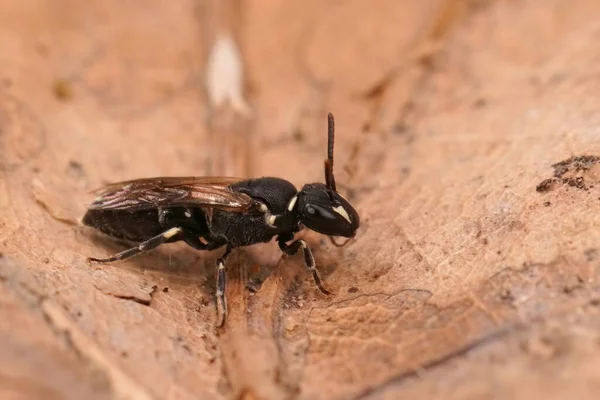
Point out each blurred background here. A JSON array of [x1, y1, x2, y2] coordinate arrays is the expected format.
[[2, 1, 600, 399]]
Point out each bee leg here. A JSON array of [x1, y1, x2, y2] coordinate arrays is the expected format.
[[215, 245, 233, 327], [87, 227, 182, 264], [278, 237, 331, 295]]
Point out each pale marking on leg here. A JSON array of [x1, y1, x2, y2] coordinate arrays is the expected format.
[[162, 227, 182, 239], [300, 240, 315, 268]]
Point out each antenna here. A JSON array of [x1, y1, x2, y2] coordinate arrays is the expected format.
[[324, 113, 338, 198]]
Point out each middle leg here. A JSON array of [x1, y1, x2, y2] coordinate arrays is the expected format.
[[215, 245, 233, 327]]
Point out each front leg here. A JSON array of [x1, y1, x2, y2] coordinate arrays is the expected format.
[[278, 236, 330, 295]]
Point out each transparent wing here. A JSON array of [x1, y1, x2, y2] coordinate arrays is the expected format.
[[88, 176, 256, 212]]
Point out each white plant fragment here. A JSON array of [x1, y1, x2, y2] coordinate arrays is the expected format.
[[205, 34, 251, 115]]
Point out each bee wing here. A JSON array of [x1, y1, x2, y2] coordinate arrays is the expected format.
[[88, 176, 256, 212]]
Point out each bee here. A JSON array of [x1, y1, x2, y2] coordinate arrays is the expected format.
[[83, 113, 359, 326]]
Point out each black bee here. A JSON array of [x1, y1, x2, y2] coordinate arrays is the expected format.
[[83, 113, 359, 326]]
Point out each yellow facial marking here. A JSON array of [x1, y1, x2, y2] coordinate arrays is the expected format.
[[332, 205, 351, 224]]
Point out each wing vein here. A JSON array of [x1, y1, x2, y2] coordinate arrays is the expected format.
[[88, 176, 255, 213]]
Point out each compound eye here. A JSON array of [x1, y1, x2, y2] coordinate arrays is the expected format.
[[304, 204, 336, 220]]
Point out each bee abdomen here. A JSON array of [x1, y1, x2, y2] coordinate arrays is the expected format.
[[83, 209, 163, 242]]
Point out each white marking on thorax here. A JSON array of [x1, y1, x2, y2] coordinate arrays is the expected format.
[[332, 205, 352, 224], [267, 214, 277, 227], [287, 195, 298, 212]]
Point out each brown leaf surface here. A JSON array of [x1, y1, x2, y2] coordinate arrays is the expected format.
[[2, 0, 600, 399]]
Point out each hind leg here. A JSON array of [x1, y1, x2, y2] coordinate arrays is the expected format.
[[87, 227, 184, 264], [88, 225, 213, 263]]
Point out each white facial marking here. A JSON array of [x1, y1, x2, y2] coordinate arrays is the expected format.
[[267, 215, 277, 227], [259, 203, 268, 212], [162, 227, 182, 239], [287, 195, 298, 212], [332, 205, 352, 224]]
